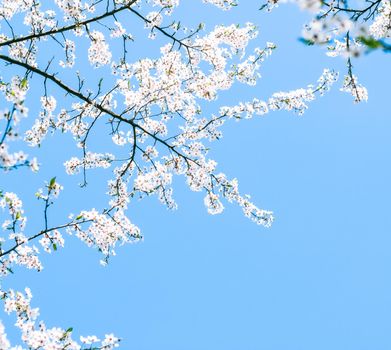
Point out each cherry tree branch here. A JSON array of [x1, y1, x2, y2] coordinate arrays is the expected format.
[[0, 219, 93, 259], [322, 0, 382, 21], [0, 0, 139, 48], [0, 54, 197, 165]]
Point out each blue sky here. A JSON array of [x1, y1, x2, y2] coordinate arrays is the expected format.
[[1, 1, 391, 349]]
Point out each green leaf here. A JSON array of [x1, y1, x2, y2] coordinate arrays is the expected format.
[[49, 177, 56, 188], [60, 327, 73, 341], [20, 78, 28, 89], [53, 243, 57, 251], [358, 36, 382, 49], [298, 37, 315, 46]]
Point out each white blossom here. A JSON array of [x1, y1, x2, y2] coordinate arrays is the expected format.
[[88, 31, 112, 67], [340, 74, 368, 103], [370, 1, 391, 39]]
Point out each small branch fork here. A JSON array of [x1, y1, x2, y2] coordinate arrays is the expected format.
[[0, 219, 92, 259], [322, 0, 383, 21]]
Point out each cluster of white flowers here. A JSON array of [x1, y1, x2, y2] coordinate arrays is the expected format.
[[88, 31, 112, 67], [0, 179, 65, 276], [25, 96, 57, 147], [55, 0, 92, 22], [269, 89, 315, 115], [0, 191, 26, 235], [269, 93, 313, 116], [210, 174, 274, 226], [23, 4, 57, 33], [268, 69, 338, 115], [302, 17, 341, 44], [108, 175, 132, 209], [1, 77, 29, 116], [218, 69, 338, 118], [110, 21, 127, 38], [9, 41, 37, 67], [0, 142, 38, 171], [0, 288, 120, 350], [55, 99, 107, 139], [232, 43, 276, 85], [326, 38, 363, 58], [134, 161, 177, 209], [370, 1, 391, 39], [145, 11, 163, 28], [69, 209, 142, 262], [0, 0, 34, 20], [340, 74, 368, 103], [134, 162, 171, 193], [261, 0, 323, 13], [259, 0, 391, 103], [59, 39, 76, 67], [219, 98, 269, 121], [6, 244, 42, 272], [35, 178, 64, 201], [202, 0, 238, 10], [0, 192, 43, 273], [64, 152, 115, 175], [152, 0, 180, 8], [296, 0, 322, 12], [0, 77, 40, 171], [39, 229, 64, 253]]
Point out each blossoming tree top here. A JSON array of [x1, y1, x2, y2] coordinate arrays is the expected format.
[[0, 0, 389, 348]]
